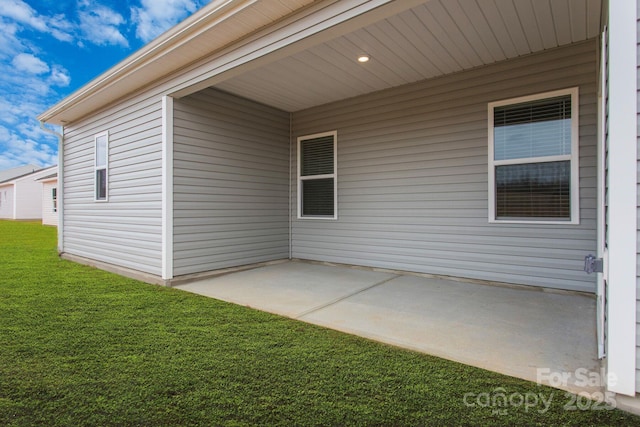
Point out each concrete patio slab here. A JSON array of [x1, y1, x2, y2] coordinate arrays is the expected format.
[[176, 260, 599, 394], [299, 273, 599, 393], [177, 261, 397, 318]]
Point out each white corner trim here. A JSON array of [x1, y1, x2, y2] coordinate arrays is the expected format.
[[162, 96, 174, 280], [606, 0, 637, 396]]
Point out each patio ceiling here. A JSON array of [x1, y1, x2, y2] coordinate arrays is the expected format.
[[214, 0, 603, 112]]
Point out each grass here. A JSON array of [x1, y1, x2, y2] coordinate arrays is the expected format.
[[0, 221, 638, 426]]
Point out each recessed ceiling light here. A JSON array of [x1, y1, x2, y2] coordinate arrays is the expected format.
[[357, 55, 370, 63]]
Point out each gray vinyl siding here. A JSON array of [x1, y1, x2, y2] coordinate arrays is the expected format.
[[291, 40, 598, 293], [62, 92, 163, 275], [172, 88, 290, 276]]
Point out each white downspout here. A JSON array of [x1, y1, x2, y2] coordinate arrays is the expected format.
[[39, 121, 64, 253]]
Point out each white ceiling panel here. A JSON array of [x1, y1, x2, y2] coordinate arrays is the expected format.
[[214, 0, 603, 112]]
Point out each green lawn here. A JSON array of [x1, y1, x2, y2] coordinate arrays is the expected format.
[[0, 221, 638, 426]]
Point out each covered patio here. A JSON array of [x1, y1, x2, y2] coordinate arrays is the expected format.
[[176, 260, 599, 394], [167, 0, 603, 294], [166, 1, 604, 394], [37, 0, 637, 411]]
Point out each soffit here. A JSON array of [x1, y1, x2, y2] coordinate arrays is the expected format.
[[215, 0, 603, 112]]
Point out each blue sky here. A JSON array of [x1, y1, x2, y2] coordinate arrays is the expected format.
[[0, 0, 210, 170]]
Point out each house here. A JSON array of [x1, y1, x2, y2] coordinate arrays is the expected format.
[[37, 171, 58, 226], [37, 0, 640, 412], [0, 164, 38, 182], [0, 165, 57, 221]]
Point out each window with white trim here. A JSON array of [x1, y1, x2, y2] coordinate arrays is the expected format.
[[297, 131, 337, 219], [488, 88, 579, 223], [95, 132, 109, 201], [52, 187, 57, 212]]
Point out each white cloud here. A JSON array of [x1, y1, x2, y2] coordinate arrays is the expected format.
[[0, 0, 48, 32], [2, 1, 211, 51], [0, 0, 211, 169], [0, 1, 127, 170], [49, 65, 70, 87], [0, 18, 22, 59], [0, 77, 47, 126], [47, 13, 74, 43], [18, 122, 45, 139], [131, 0, 202, 43], [0, 1, 125, 47], [12, 52, 49, 74], [0, 124, 57, 169], [0, 0, 73, 42], [0, 51, 68, 168], [78, 1, 128, 47]]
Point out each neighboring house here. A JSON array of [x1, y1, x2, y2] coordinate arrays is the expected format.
[[0, 164, 38, 182], [37, 171, 58, 226], [0, 165, 38, 217], [0, 166, 57, 221], [37, 0, 640, 412]]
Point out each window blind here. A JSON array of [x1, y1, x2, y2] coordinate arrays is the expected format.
[[301, 135, 334, 176], [299, 133, 335, 217], [302, 178, 334, 216], [496, 161, 570, 218], [494, 95, 572, 161]]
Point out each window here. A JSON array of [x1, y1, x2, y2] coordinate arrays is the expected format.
[[95, 132, 108, 201], [297, 131, 337, 219], [52, 187, 57, 212], [488, 88, 579, 223]]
